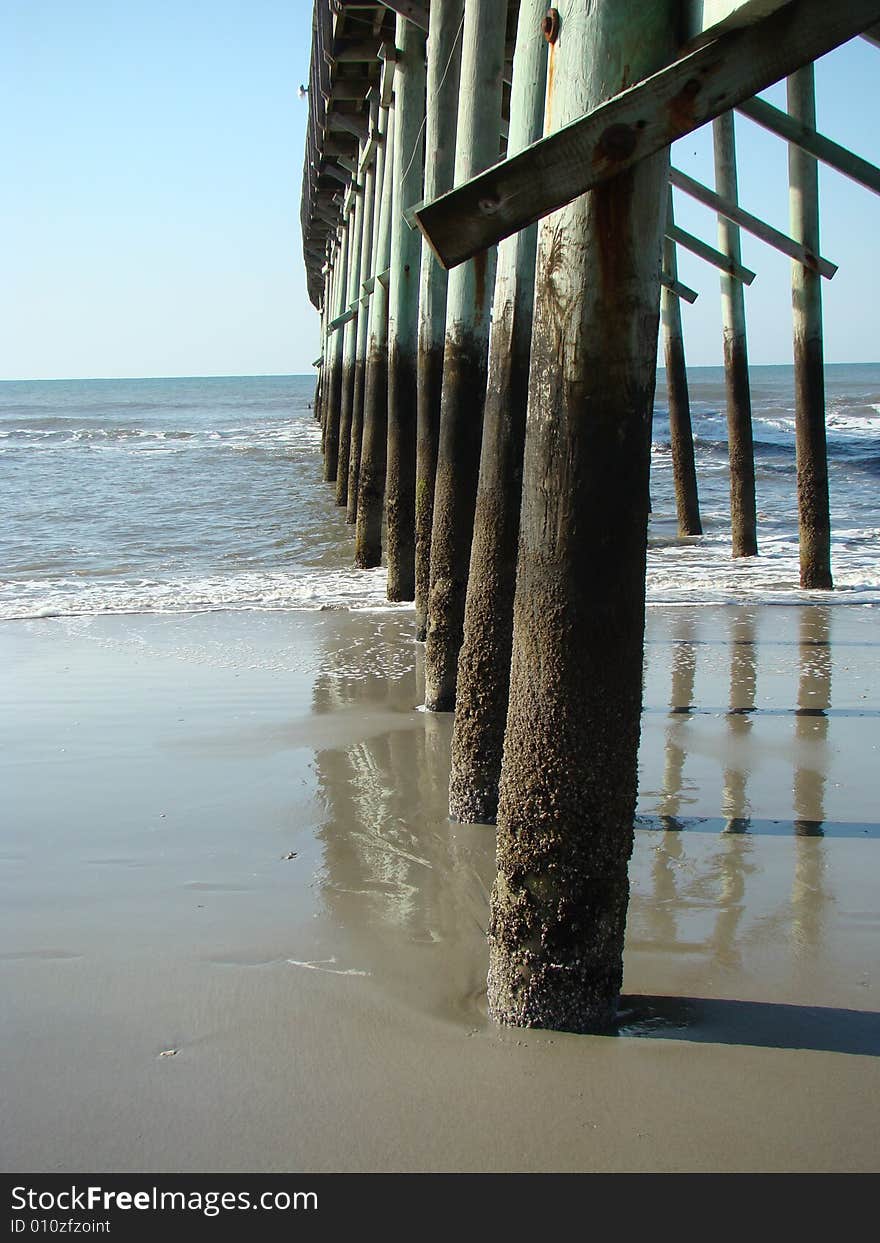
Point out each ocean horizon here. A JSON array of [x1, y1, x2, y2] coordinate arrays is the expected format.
[[3, 365, 878, 621]]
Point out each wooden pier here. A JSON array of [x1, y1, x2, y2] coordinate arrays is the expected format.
[[301, 0, 880, 1032]]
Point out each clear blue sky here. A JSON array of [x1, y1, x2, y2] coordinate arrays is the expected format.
[[2, 1, 877, 380]]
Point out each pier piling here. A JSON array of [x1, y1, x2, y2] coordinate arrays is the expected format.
[[336, 179, 365, 506], [487, 0, 677, 1032], [414, 0, 464, 639], [324, 219, 350, 484], [661, 190, 703, 538], [788, 65, 833, 589], [346, 96, 382, 524], [447, 0, 547, 824], [356, 100, 396, 568], [423, 0, 506, 711], [714, 112, 759, 559], [386, 17, 427, 601]]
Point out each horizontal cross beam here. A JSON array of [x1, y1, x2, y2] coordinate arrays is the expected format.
[[737, 95, 880, 197], [661, 272, 699, 303], [336, 0, 429, 35], [412, 0, 880, 268], [667, 222, 756, 283], [327, 305, 358, 334], [670, 166, 838, 277]]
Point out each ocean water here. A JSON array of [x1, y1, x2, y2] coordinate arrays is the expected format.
[[1, 367, 877, 621]]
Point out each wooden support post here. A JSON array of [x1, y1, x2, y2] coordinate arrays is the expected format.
[[320, 254, 337, 456], [347, 106, 384, 525], [713, 112, 758, 558], [324, 220, 350, 484], [423, 0, 506, 710], [386, 17, 427, 600], [356, 100, 396, 568], [448, 0, 548, 823], [662, 190, 702, 537], [316, 278, 329, 442], [415, 0, 464, 639], [488, 0, 678, 1033], [336, 181, 365, 506], [788, 65, 833, 589]]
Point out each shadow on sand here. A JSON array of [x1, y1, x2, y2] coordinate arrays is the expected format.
[[618, 994, 880, 1057]]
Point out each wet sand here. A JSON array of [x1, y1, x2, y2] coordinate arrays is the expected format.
[[2, 603, 879, 1172]]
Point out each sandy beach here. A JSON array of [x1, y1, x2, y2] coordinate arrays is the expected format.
[[2, 602, 878, 1172]]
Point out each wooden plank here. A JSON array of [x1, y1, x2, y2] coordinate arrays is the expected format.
[[738, 95, 880, 197], [670, 166, 838, 278], [412, 0, 880, 269], [330, 77, 376, 103], [333, 39, 383, 62], [683, 0, 793, 43], [327, 305, 358, 334], [323, 135, 359, 158], [661, 272, 699, 303], [667, 222, 756, 283], [376, 0, 428, 33], [328, 112, 369, 141], [379, 47, 396, 108], [322, 162, 351, 185], [337, 0, 429, 34]]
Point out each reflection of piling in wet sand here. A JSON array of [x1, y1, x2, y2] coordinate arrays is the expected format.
[[309, 650, 492, 1008], [646, 829, 685, 950], [659, 614, 698, 829], [708, 835, 755, 970], [793, 606, 830, 834], [722, 609, 756, 833], [791, 607, 832, 953]]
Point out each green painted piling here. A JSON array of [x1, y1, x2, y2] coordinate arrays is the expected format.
[[488, 0, 678, 1033], [447, 0, 548, 824], [423, 0, 507, 711], [788, 65, 833, 589], [324, 217, 350, 484], [355, 97, 396, 569], [386, 17, 427, 601], [414, 0, 464, 639], [713, 112, 758, 558], [336, 177, 365, 507], [662, 190, 702, 538], [346, 101, 383, 525]]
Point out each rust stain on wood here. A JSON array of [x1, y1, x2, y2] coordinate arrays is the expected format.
[[545, 42, 556, 132], [667, 76, 702, 135]]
